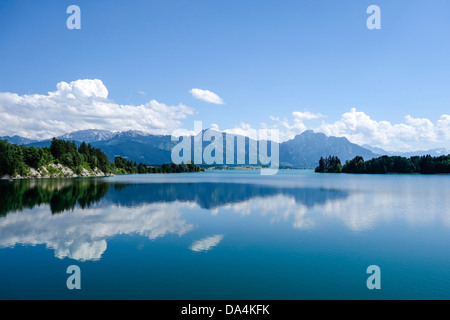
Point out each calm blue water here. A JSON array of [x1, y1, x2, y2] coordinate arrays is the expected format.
[[0, 170, 449, 299]]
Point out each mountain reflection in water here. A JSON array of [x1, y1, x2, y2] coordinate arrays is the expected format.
[[0, 178, 349, 215], [0, 177, 349, 261]]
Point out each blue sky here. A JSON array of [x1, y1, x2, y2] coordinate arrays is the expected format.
[[0, 0, 449, 151]]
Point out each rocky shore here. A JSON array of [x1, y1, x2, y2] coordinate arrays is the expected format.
[[0, 163, 112, 181]]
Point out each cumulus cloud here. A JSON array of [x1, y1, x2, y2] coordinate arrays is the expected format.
[[189, 88, 225, 105], [223, 122, 259, 140], [317, 108, 450, 151], [211, 122, 280, 143], [437, 115, 450, 141], [267, 111, 324, 142], [260, 108, 449, 150], [0, 79, 195, 140]]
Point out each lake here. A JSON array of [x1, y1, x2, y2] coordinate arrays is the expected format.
[[0, 170, 449, 300]]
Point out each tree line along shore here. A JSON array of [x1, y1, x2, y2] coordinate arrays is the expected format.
[[315, 154, 450, 174], [0, 138, 203, 180], [2, 137, 449, 178]]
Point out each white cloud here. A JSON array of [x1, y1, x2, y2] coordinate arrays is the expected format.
[[260, 109, 450, 151], [292, 111, 325, 121], [189, 88, 225, 105], [436, 115, 450, 141], [223, 122, 258, 140], [55, 79, 109, 99], [0, 79, 195, 140], [202, 111, 322, 143], [267, 111, 324, 142], [317, 108, 450, 151]]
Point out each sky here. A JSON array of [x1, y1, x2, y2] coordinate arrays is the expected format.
[[0, 0, 449, 151]]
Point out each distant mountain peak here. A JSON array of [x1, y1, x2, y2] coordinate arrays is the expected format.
[[0, 135, 37, 145], [289, 130, 326, 142], [58, 129, 116, 143], [280, 130, 378, 167], [114, 130, 151, 138]]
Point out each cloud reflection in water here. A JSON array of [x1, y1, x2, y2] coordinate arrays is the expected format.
[[190, 235, 224, 252], [2, 175, 447, 261]]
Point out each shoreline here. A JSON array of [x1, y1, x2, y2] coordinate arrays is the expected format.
[[1, 173, 114, 181], [0, 163, 113, 181]]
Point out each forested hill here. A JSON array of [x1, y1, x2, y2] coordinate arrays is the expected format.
[[315, 155, 450, 174], [0, 138, 203, 179]]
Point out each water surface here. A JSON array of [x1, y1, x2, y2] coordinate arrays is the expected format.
[[0, 170, 449, 299]]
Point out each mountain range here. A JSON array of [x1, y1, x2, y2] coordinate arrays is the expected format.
[[1, 129, 448, 168], [361, 144, 450, 158]]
